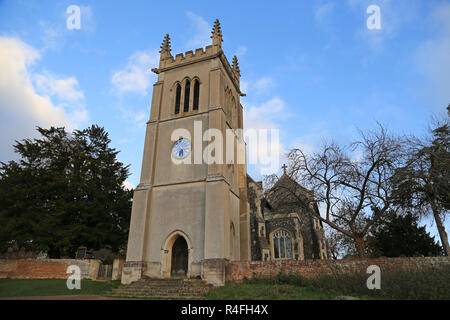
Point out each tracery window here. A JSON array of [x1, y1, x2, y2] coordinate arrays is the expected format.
[[273, 229, 292, 259]]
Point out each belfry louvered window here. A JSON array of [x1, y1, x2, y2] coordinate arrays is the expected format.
[[174, 84, 181, 114], [193, 80, 199, 110], [183, 80, 190, 112], [273, 230, 292, 259]]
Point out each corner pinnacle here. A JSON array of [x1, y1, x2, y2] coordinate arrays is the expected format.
[[211, 19, 223, 46], [160, 34, 171, 54], [232, 55, 240, 76]]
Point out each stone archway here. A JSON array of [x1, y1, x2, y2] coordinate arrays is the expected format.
[[161, 230, 192, 278]]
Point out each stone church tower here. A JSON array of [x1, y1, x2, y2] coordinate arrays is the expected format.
[[121, 20, 251, 286]]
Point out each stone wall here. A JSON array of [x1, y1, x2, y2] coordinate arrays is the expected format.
[[0, 259, 101, 280], [226, 257, 450, 282], [112, 258, 125, 281]]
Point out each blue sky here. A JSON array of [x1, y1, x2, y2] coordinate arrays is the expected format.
[[0, 0, 449, 242]]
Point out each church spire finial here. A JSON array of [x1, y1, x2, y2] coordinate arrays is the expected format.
[[159, 34, 172, 59], [282, 164, 287, 175], [232, 55, 241, 77], [211, 19, 223, 47]]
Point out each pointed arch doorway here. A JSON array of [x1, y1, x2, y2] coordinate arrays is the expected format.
[[171, 236, 188, 277], [162, 230, 192, 278]]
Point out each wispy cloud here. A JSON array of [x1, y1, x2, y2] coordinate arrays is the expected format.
[[79, 5, 96, 33], [39, 5, 95, 52], [254, 77, 275, 94], [315, 2, 336, 24], [241, 76, 276, 96], [234, 46, 248, 57], [39, 20, 65, 51], [348, 0, 421, 52], [185, 12, 211, 49], [111, 50, 159, 95]]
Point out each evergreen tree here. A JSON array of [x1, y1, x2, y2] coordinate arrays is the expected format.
[[370, 212, 443, 257], [0, 126, 133, 258]]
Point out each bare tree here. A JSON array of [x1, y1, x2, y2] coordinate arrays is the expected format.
[[324, 224, 357, 259], [284, 125, 407, 257]]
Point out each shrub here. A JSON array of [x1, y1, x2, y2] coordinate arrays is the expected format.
[[242, 264, 450, 300]]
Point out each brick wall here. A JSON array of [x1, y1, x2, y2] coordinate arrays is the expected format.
[[0, 259, 101, 280], [226, 257, 450, 282]]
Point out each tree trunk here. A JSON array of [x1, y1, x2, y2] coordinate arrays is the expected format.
[[431, 202, 450, 256], [354, 237, 367, 258]]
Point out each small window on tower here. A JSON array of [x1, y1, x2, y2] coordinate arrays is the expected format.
[[174, 84, 181, 114], [193, 80, 199, 110], [184, 80, 190, 112]]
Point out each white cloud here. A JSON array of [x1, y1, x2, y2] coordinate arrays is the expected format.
[[0, 36, 88, 162], [111, 50, 159, 95], [244, 97, 287, 131], [185, 12, 212, 49], [32, 70, 88, 128], [34, 70, 85, 103], [122, 180, 135, 190], [244, 97, 289, 175]]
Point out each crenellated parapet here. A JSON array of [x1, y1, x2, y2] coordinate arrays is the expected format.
[[152, 19, 245, 97]]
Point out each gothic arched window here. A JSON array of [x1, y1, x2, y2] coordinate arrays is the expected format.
[[273, 230, 292, 259], [174, 84, 181, 114], [183, 80, 190, 112], [193, 80, 199, 110]]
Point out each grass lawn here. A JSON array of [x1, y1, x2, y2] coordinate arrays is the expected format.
[[205, 283, 356, 300], [0, 279, 376, 300], [0, 279, 121, 298]]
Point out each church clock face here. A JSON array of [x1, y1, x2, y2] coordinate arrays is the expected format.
[[172, 138, 191, 159]]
